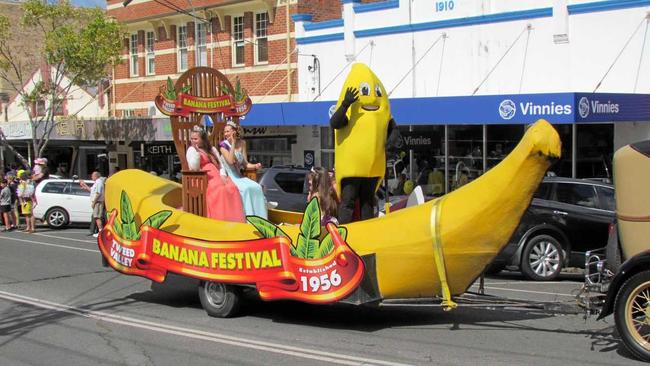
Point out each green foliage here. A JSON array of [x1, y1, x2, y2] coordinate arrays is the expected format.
[[164, 77, 176, 100], [113, 191, 171, 241], [0, 0, 124, 158], [247, 216, 289, 239], [318, 226, 348, 258]]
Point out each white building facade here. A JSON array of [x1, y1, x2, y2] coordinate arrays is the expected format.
[[275, 0, 650, 191]]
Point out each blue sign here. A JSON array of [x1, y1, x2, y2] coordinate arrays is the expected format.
[[240, 93, 650, 126]]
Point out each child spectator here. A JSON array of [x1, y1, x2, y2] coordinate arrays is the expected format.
[[16, 171, 35, 233], [307, 167, 339, 226], [0, 179, 12, 231]]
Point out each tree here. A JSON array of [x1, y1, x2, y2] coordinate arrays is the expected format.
[[0, 0, 123, 167]]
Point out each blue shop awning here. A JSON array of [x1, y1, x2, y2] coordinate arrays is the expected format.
[[241, 92, 650, 126]]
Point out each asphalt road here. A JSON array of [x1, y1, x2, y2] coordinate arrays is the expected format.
[[0, 226, 645, 366]]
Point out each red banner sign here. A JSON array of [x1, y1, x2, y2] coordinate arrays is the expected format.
[[97, 211, 365, 303], [155, 93, 252, 118]]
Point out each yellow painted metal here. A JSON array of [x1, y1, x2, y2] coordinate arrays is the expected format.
[[105, 119, 560, 301]]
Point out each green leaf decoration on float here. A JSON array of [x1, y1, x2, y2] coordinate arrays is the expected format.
[[113, 190, 172, 241], [246, 198, 347, 260]]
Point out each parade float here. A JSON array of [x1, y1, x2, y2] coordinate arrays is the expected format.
[[97, 66, 561, 318]]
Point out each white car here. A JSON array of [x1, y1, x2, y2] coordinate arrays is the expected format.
[[33, 178, 94, 229]]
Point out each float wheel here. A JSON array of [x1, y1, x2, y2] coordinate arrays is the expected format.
[[198, 281, 241, 318], [614, 270, 650, 362]]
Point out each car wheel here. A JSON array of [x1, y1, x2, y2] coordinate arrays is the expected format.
[[520, 234, 563, 281], [46, 207, 69, 229], [614, 270, 650, 362], [198, 281, 241, 318]]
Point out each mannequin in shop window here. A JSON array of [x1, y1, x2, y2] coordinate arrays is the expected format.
[[186, 125, 245, 223]]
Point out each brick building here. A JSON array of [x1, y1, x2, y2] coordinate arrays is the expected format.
[[106, 0, 344, 118]]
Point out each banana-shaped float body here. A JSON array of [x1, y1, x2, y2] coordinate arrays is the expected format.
[[104, 119, 560, 300]]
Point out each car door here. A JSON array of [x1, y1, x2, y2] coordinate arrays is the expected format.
[[552, 182, 612, 262], [35, 181, 67, 219], [65, 181, 92, 222], [271, 172, 308, 211]]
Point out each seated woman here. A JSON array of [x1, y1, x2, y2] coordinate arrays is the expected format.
[[187, 125, 245, 223], [219, 121, 268, 219], [307, 167, 339, 226]]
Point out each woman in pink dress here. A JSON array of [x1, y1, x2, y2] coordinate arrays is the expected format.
[[186, 126, 245, 223]]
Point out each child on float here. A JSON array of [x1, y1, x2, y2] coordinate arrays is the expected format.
[[219, 120, 268, 219], [307, 167, 339, 226], [186, 125, 245, 223]]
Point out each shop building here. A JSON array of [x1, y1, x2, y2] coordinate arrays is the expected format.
[[248, 0, 650, 193]]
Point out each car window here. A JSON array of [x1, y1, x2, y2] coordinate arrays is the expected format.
[[274, 172, 307, 194], [555, 183, 597, 208], [41, 182, 67, 194], [596, 186, 615, 211], [534, 182, 552, 199], [69, 182, 92, 196]]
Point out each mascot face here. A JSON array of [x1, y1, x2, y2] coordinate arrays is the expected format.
[[339, 63, 390, 118]]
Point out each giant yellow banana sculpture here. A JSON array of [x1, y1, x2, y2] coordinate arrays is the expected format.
[[103, 119, 560, 301]]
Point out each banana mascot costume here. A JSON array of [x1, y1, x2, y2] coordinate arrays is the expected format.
[[330, 63, 400, 223]]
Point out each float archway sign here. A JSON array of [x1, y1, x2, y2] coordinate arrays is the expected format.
[[154, 67, 253, 216]]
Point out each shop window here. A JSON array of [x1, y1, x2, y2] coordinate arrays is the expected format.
[[447, 125, 483, 191], [254, 12, 268, 64], [146, 31, 155, 75], [486, 125, 524, 170], [548, 124, 573, 177], [195, 23, 208, 67], [129, 33, 138, 77], [576, 124, 613, 180], [177, 25, 188, 72], [232, 16, 245, 66], [320, 127, 334, 169]]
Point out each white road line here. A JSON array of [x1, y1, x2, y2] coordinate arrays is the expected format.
[[2, 236, 99, 253], [32, 232, 96, 244], [469, 285, 575, 298], [0, 290, 409, 366]]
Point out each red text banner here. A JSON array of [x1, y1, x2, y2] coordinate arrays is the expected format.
[[154, 93, 252, 118], [97, 211, 364, 304]]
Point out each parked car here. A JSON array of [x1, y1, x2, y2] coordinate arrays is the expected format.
[[490, 176, 615, 280], [258, 165, 409, 213], [258, 166, 310, 212], [33, 178, 94, 229]]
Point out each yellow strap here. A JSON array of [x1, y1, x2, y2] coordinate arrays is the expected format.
[[430, 197, 457, 311]]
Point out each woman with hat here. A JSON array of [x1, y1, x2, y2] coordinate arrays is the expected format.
[[32, 157, 50, 185]]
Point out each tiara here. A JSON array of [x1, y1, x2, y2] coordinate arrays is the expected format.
[[226, 120, 238, 128], [192, 125, 204, 132]]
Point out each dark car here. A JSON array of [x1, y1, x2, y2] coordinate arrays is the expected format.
[[258, 166, 310, 212], [490, 176, 615, 281]]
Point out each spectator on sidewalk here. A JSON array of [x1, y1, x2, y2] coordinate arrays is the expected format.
[[80, 171, 105, 238], [17, 171, 35, 233], [1, 179, 13, 231]]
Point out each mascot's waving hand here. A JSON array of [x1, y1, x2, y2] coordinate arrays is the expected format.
[[330, 63, 400, 224]]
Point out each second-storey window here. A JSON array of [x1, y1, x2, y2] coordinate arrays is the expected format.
[[232, 16, 244, 66], [255, 12, 268, 64], [146, 31, 155, 75], [196, 22, 208, 67], [129, 33, 138, 77], [177, 25, 188, 71]]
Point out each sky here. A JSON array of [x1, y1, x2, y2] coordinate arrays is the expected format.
[[69, 0, 106, 9]]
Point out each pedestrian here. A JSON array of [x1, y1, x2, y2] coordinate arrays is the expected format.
[[79, 171, 105, 238], [31, 157, 50, 185], [7, 175, 18, 229], [0, 179, 13, 231], [16, 171, 35, 233]]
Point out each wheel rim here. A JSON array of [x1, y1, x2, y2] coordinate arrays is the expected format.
[[204, 282, 226, 309], [49, 211, 66, 227], [528, 240, 560, 278], [624, 280, 650, 351]]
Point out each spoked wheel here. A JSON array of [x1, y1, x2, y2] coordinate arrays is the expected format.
[[46, 208, 69, 229], [520, 235, 563, 281], [614, 270, 650, 362], [198, 281, 241, 318]]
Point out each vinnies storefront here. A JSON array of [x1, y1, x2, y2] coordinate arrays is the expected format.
[[242, 92, 650, 194]]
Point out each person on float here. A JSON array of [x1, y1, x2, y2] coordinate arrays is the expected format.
[[307, 167, 339, 226], [329, 63, 402, 223], [219, 120, 267, 219], [186, 125, 245, 223]]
